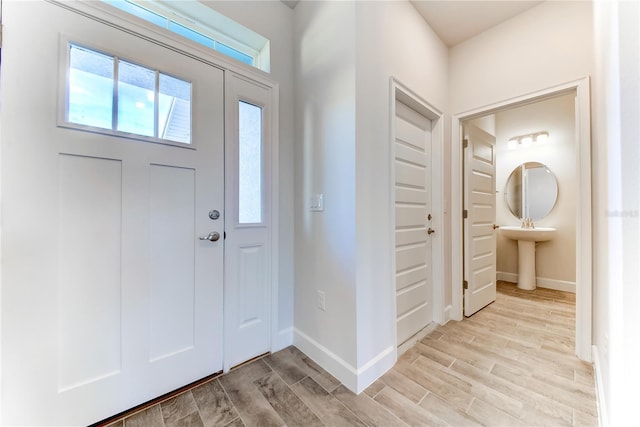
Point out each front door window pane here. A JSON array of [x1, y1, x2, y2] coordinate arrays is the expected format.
[[117, 60, 155, 137], [158, 74, 191, 144], [238, 101, 263, 224], [65, 44, 193, 145], [68, 45, 114, 130]]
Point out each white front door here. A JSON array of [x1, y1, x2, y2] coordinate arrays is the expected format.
[[463, 124, 497, 316], [1, 3, 224, 425], [394, 99, 434, 346], [224, 73, 273, 368]]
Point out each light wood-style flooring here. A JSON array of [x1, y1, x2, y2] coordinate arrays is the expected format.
[[104, 281, 597, 426]]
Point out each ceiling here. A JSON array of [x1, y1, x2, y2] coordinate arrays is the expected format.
[[410, 1, 544, 47], [282, 1, 544, 48]]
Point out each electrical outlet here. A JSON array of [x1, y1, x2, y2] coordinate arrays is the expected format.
[[316, 290, 326, 311]]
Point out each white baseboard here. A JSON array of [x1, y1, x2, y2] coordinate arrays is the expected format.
[[592, 345, 608, 427], [497, 271, 576, 293], [355, 344, 396, 393], [443, 304, 452, 323], [398, 323, 439, 356], [293, 328, 396, 393], [272, 327, 293, 353]]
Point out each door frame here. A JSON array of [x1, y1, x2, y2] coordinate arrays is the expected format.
[[389, 78, 445, 347], [13, 0, 281, 366], [450, 77, 592, 362]]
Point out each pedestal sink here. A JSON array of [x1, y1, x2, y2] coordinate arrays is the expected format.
[[500, 226, 556, 290]]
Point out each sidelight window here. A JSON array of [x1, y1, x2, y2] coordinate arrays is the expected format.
[[238, 100, 263, 224]]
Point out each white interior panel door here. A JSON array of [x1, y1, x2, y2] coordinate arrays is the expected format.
[[394, 100, 434, 346], [463, 124, 497, 317], [1, 3, 224, 425], [224, 73, 273, 368]]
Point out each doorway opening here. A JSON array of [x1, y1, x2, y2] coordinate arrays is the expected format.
[[452, 78, 592, 362]]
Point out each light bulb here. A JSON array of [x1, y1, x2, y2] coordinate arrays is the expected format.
[[536, 133, 548, 144], [507, 139, 518, 150], [521, 136, 532, 147]]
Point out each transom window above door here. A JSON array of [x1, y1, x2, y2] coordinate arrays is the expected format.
[[64, 43, 192, 145], [102, 0, 270, 72]]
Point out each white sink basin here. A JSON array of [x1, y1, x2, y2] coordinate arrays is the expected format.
[[501, 226, 556, 242], [500, 226, 556, 290]]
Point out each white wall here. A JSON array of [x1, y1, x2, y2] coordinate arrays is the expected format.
[[495, 94, 577, 291], [203, 1, 296, 346], [293, 0, 449, 391], [293, 0, 359, 375], [592, 0, 640, 424], [354, 0, 449, 378], [450, 1, 594, 114]]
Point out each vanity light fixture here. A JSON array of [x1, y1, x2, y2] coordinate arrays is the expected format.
[[507, 131, 549, 150]]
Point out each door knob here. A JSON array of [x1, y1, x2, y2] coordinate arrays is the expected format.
[[199, 231, 220, 242], [427, 228, 435, 235]]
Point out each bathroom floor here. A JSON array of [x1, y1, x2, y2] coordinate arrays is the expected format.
[[103, 281, 597, 427]]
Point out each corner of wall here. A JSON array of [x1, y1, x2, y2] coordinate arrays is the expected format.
[[293, 326, 397, 394], [293, 328, 358, 391], [592, 344, 609, 427], [272, 327, 293, 353]]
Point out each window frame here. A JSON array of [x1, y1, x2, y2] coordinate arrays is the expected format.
[[102, 0, 270, 72], [58, 36, 197, 149], [232, 94, 271, 229], [237, 98, 266, 226]]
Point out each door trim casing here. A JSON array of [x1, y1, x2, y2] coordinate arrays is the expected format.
[[389, 78, 446, 350], [450, 77, 592, 362]]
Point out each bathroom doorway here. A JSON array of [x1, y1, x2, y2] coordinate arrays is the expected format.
[[452, 78, 592, 362]]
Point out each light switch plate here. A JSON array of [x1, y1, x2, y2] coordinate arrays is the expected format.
[[310, 193, 324, 211]]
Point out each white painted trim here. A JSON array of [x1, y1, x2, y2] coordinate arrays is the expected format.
[[389, 78, 446, 343], [269, 84, 282, 357], [443, 305, 452, 323], [355, 345, 396, 394], [496, 272, 576, 293], [450, 117, 464, 322], [574, 78, 593, 362], [397, 322, 439, 356], [293, 328, 395, 394], [48, 0, 276, 87], [451, 78, 593, 361], [592, 345, 609, 427], [294, 328, 357, 390], [272, 327, 293, 352]]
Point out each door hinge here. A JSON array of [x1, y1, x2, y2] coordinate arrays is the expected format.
[[463, 138, 469, 149], [463, 280, 469, 290], [463, 209, 468, 219]]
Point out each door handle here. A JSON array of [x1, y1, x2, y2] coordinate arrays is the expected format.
[[427, 228, 435, 235], [199, 231, 220, 242], [493, 224, 500, 230]]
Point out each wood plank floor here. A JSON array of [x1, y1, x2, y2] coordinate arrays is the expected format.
[[104, 282, 597, 427]]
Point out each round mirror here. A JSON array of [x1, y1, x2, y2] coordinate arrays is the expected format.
[[504, 162, 558, 221]]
